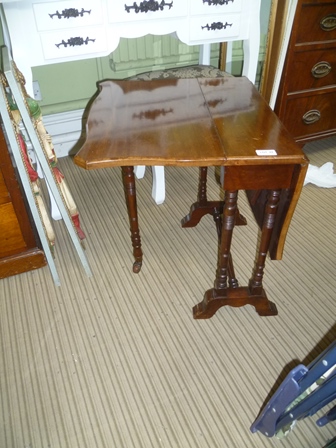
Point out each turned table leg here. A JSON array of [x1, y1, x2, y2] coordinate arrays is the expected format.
[[193, 189, 279, 319], [182, 167, 247, 228], [212, 203, 238, 289], [214, 190, 238, 290], [181, 168, 244, 289], [181, 167, 224, 227], [193, 190, 238, 318], [122, 166, 143, 273], [249, 190, 281, 297]]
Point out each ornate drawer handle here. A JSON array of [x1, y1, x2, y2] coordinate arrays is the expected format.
[[302, 109, 321, 125], [55, 37, 96, 48], [125, 1, 173, 13], [311, 61, 332, 78], [320, 14, 336, 31], [202, 22, 232, 31], [49, 8, 91, 19], [203, 0, 234, 5]]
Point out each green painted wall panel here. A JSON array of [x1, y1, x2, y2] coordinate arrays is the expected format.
[[32, 59, 102, 115]]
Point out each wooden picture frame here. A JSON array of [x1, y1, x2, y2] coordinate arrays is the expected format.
[[259, 0, 298, 107]]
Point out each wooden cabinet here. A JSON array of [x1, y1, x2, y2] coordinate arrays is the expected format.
[[0, 126, 46, 279], [275, 0, 336, 145]]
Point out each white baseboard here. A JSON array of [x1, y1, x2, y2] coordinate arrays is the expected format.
[[24, 108, 85, 159], [44, 108, 85, 158]]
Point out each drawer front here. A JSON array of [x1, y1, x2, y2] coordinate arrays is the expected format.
[[39, 26, 107, 60], [33, 0, 104, 31], [288, 47, 336, 91], [191, 0, 242, 16], [108, 0, 187, 23], [189, 13, 241, 42], [297, 4, 336, 44], [282, 90, 336, 138]]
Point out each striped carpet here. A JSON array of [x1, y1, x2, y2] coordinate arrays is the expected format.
[[1, 136, 336, 447]]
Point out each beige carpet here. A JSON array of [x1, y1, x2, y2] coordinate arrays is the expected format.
[[0, 136, 336, 447]]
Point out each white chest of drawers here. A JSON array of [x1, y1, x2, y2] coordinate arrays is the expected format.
[[1, 0, 261, 94]]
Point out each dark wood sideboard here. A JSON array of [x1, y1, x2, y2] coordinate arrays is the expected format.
[[275, 0, 336, 145], [0, 125, 46, 279]]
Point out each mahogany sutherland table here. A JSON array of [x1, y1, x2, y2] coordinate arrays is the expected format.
[[74, 77, 308, 319]]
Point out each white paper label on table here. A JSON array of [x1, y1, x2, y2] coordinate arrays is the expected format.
[[256, 149, 277, 156]]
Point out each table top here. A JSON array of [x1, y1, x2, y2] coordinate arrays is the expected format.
[[74, 77, 306, 170]]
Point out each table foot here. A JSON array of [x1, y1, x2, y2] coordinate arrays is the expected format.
[[133, 260, 142, 273], [181, 201, 223, 228], [193, 287, 278, 319], [181, 202, 247, 228]]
